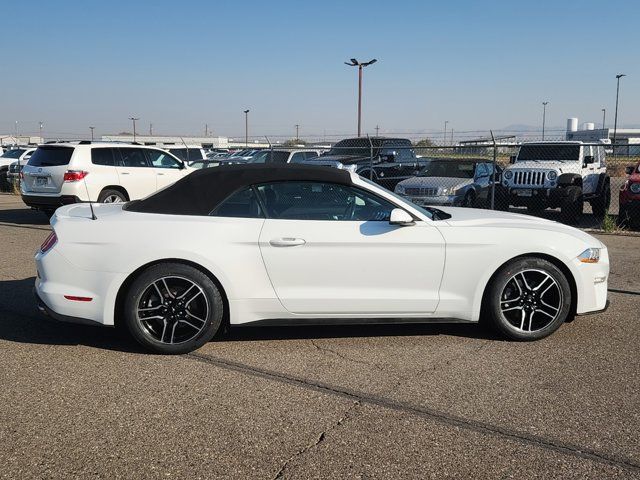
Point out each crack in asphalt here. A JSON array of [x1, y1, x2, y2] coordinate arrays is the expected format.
[[185, 351, 640, 474], [0, 222, 50, 232], [310, 339, 385, 371], [271, 400, 360, 479], [608, 288, 640, 296]]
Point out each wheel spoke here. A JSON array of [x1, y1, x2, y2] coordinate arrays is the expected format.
[[184, 289, 203, 307], [185, 310, 206, 324], [502, 305, 523, 313], [178, 319, 201, 331], [533, 273, 551, 291], [160, 320, 169, 343], [519, 308, 526, 330], [519, 272, 532, 291]]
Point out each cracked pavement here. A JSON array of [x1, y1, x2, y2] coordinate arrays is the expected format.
[[1, 194, 639, 479]]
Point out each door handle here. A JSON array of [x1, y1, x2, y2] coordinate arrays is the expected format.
[[269, 237, 306, 247], [121, 171, 130, 175], [157, 172, 165, 176]]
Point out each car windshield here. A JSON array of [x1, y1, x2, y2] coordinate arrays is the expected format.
[[1, 149, 26, 159], [517, 144, 580, 162], [417, 160, 475, 178], [358, 177, 438, 220], [324, 139, 380, 157]]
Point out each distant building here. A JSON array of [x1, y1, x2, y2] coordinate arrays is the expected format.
[[101, 134, 271, 149], [565, 117, 640, 155], [456, 135, 516, 155], [0, 135, 43, 146]]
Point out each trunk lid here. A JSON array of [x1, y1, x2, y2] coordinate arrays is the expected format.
[[21, 146, 75, 194]]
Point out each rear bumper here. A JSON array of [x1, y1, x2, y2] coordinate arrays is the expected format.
[[34, 288, 103, 326], [21, 194, 80, 209]]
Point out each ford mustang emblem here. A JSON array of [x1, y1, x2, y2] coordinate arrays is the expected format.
[[38, 168, 42, 172]]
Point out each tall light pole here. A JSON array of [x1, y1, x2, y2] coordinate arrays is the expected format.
[[375, 125, 380, 136], [150, 123, 153, 136], [345, 58, 377, 137], [243, 109, 250, 147], [613, 74, 626, 152], [89, 126, 95, 141], [129, 117, 139, 142], [601, 108, 606, 130], [542, 101, 549, 140], [14, 121, 18, 145], [295, 124, 299, 142], [443, 121, 448, 146], [39, 121, 44, 143]]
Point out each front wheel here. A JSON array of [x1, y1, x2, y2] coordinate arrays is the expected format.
[[123, 263, 224, 354], [485, 257, 572, 341], [560, 186, 583, 224], [591, 182, 611, 218]]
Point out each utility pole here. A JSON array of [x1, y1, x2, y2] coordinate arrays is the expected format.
[[243, 110, 250, 147], [205, 124, 208, 136], [295, 124, 299, 142], [39, 121, 44, 143], [443, 121, 448, 146], [375, 125, 380, 136], [129, 117, 140, 142], [542, 101, 549, 140], [89, 126, 95, 141], [149, 123, 153, 136], [601, 108, 606, 130], [450, 128, 454, 145], [14, 121, 18, 145], [344, 58, 377, 137], [613, 74, 626, 154]]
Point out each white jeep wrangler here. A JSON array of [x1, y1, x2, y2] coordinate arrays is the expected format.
[[500, 141, 610, 223]]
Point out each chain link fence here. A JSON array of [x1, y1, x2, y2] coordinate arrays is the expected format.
[[1, 136, 638, 231]]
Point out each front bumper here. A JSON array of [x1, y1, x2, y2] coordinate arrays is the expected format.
[[504, 187, 568, 206], [573, 248, 610, 315], [22, 194, 81, 209]]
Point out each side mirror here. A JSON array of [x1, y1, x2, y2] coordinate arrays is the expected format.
[[389, 208, 415, 226], [509, 155, 517, 164], [583, 155, 595, 166], [625, 165, 635, 175]]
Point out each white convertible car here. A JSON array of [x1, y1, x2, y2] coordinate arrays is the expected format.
[[34, 165, 609, 354]]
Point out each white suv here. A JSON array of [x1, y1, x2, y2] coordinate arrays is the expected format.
[[21, 142, 191, 216], [0, 147, 36, 190]]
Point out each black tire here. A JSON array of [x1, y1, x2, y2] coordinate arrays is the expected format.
[[560, 186, 583, 224], [494, 188, 510, 211], [42, 208, 56, 219], [485, 257, 572, 341], [462, 191, 476, 208], [98, 188, 128, 203], [0, 168, 9, 192], [123, 263, 224, 354], [591, 182, 611, 218]]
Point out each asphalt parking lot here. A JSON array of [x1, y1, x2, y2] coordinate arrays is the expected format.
[[0, 192, 639, 479]]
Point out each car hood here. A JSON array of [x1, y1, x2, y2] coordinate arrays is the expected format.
[[398, 177, 472, 190], [507, 160, 582, 174], [435, 207, 603, 247]]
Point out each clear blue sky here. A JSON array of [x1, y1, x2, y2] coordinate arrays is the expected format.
[[1, 0, 638, 140]]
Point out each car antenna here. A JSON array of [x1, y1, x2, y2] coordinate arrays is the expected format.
[[179, 136, 190, 163], [81, 174, 97, 220]]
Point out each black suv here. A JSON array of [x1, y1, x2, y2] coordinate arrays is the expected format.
[[302, 137, 428, 190]]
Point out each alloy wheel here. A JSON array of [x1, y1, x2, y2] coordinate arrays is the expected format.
[[136, 276, 210, 345], [104, 194, 124, 203], [499, 269, 563, 333]]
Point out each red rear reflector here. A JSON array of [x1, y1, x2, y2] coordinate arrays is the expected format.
[[64, 295, 93, 302], [40, 232, 58, 253], [63, 170, 89, 182]]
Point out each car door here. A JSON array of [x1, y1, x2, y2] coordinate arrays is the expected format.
[[145, 149, 187, 189], [115, 148, 157, 199], [474, 163, 491, 202], [582, 145, 599, 194], [257, 181, 445, 315]]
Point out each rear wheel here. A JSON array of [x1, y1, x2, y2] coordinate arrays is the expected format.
[[98, 188, 127, 203], [485, 257, 572, 341], [123, 263, 224, 354]]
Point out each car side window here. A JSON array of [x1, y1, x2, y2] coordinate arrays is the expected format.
[[290, 152, 307, 163], [255, 181, 397, 221], [475, 164, 488, 178], [210, 187, 264, 218], [91, 148, 116, 166], [146, 149, 182, 169], [305, 151, 319, 160], [119, 148, 150, 167]]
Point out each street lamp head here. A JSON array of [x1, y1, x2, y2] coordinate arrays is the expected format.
[[244, 109, 250, 114], [362, 59, 377, 66], [616, 74, 626, 79], [542, 101, 549, 106]]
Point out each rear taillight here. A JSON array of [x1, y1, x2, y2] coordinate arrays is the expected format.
[[63, 170, 89, 182], [40, 232, 58, 253]]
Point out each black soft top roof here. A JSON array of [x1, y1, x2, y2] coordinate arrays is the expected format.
[[125, 164, 353, 216]]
